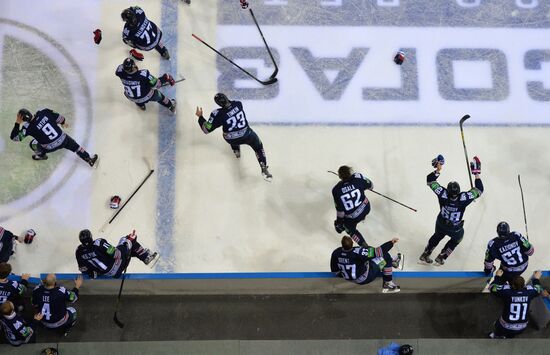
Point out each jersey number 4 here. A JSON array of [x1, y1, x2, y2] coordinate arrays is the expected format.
[[341, 189, 362, 211]]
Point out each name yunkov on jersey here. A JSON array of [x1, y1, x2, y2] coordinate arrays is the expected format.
[[485, 232, 534, 273], [10, 109, 67, 150], [332, 173, 372, 219], [200, 101, 251, 141], [490, 277, 543, 331], [427, 171, 483, 227], [32, 285, 78, 327], [116, 66, 160, 104], [122, 7, 161, 51]]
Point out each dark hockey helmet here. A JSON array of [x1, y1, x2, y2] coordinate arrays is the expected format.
[[214, 93, 231, 108], [122, 58, 137, 73], [496, 221, 510, 238], [399, 344, 414, 355], [121, 8, 138, 27], [447, 181, 460, 199], [18, 108, 33, 122], [79, 229, 93, 245]]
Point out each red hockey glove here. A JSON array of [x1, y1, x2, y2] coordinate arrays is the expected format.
[[129, 49, 144, 61], [470, 156, 481, 175], [160, 73, 175, 86], [93, 29, 102, 45], [240, 0, 249, 9]]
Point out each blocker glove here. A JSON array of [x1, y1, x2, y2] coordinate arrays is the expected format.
[[431, 154, 445, 168], [470, 156, 481, 175]]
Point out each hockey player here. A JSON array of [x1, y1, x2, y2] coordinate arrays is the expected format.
[[419, 155, 484, 265], [75, 229, 159, 279], [115, 58, 176, 113], [31, 274, 82, 336], [0, 301, 42, 346], [121, 6, 170, 59], [332, 166, 373, 247], [0, 263, 30, 309], [195, 93, 272, 181], [9, 108, 98, 166], [484, 222, 534, 283], [330, 235, 402, 293], [0, 227, 17, 263], [489, 269, 544, 338]]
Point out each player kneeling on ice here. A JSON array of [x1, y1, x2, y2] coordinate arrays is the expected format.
[[489, 270, 545, 339], [332, 166, 374, 248], [121, 6, 170, 60], [195, 93, 272, 181], [75, 229, 159, 279], [116, 58, 176, 113], [0, 300, 42, 346], [10, 109, 98, 166], [419, 154, 483, 266], [330, 235, 402, 293], [484, 222, 534, 284], [31, 274, 82, 337]]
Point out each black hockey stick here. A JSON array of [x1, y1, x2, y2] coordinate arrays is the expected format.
[[459, 114, 473, 189], [108, 169, 155, 224], [518, 174, 529, 240], [249, 9, 278, 81], [327, 171, 417, 212], [113, 267, 128, 328], [192, 34, 277, 85]]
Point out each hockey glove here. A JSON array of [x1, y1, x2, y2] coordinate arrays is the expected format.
[[129, 49, 144, 61], [334, 219, 345, 234], [470, 156, 481, 175], [431, 154, 445, 168], [240, 0, 249, 9], [484, 266, 495, 276], [93, 29, 102, 45], [160, 73, 175, 86]]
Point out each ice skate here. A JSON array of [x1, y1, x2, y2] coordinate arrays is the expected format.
[[136, 103, 146, 111], [144, 250, 160, 268], [392, 253, 404, 270], [87, 154, 99, 168], [32, 154, 48, 161], [161, 48, 170, 60], [382, 281, 401, 293], [182, 0, 191, 4], [260, 163, 272, 182], [418, 251, 433, 264], [233, 147, 241, 159], [434, 253, 446, 266], [168, 99, 177, 114]]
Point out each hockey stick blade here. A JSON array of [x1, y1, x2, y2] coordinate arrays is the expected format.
[[113, 313, 124, 328], [191, 34, 277, 86], [459, 114, 470, 125]]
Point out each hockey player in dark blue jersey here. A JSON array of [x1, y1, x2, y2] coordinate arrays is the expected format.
[[75, 229, 159, 279], [419, 155, 484, 265], [0, 301, 41, 346], [115, 58, 176, 113], [331, 236, 401, 293], [332, 166, 373, 247], [31, 274, 82, 336], [0, 227, 18, 263], [0, 263, 29, 309], [484, 222, 534, 283], [121, 6, 170, 60], [10, 108, 98, 166], [195, 93, 272, 181], [489, 269, 544, 338]]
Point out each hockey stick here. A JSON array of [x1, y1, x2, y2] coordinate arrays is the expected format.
[[161, 76, 185, 87], [108, 169, 155, 225], [192, 34, 277, 85], [113, 267, 128, 328], [249, 9, 278, 81], [518, 174, 529, 240], [459, 114, 473, 189], [327, 171, 417, 212]]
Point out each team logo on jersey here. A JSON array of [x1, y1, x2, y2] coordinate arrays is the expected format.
[[0, 19, 92, 221]]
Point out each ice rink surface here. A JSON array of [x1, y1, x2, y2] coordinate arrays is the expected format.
[[0, 0, 549, 276]]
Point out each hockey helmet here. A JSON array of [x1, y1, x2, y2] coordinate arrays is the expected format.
[[214, 93, 231, 108], [122, 58, 137, 73], [447, 181, 460, 199], [399, 344, 414, 355], [121, 8, 138, 27], [18, 108, 33, 122], [79, 229, 93, 245], [496, 221, 510, 238]]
